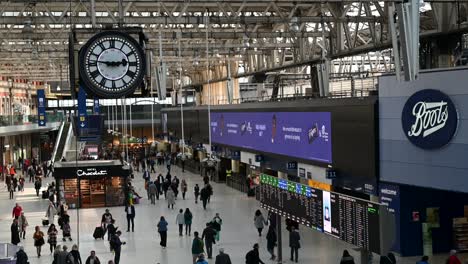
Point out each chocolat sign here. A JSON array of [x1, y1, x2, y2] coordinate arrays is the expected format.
[[401, 89, 458, 149], [76, 167, 108, 177]]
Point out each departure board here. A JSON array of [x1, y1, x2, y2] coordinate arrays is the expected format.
[[259, 174, 381, 253]]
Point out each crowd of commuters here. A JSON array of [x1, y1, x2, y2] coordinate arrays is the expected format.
[[7, 154, 466, 264]]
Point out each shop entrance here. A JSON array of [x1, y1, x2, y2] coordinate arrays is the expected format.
[[80, 179, 106, 208]]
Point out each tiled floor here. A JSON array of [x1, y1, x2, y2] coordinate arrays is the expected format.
[[0, 164, 461, 264]]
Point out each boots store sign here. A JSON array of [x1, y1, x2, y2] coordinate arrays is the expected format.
[[401, 89, 458, 149]]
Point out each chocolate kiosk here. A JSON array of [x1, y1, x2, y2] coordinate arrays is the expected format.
[[53, 160, 129, 208]]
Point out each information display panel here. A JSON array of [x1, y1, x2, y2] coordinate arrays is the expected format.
[[259, 174, 381, 253]]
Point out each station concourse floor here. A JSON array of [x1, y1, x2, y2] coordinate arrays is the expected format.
[[0, 164, 456, 264]]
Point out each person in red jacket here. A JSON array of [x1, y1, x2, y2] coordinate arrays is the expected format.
[[12, 203, 22, 219], [447, 250, 462, 264]]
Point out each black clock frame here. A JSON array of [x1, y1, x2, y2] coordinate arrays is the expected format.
[[78, 30, 146, 98]]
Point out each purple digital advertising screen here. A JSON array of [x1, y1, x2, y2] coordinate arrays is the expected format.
[[210, 112, 332, 163]]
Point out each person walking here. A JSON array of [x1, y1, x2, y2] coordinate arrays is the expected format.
[[157, 216, 168, 248], [184, 208, 193, 236], [202, 223, 216, 259], [194, 184, 200, 204], [181, 179, 188, 200], [340, 250, 355, 264], [211, 213, 223, 241], [85, 250, 101, 264], [11, 219, 20, 245], [289, 226, 300, 263], [101, 209, 114, 238], [150, 158, 156, 173], [8, 181, 14, 199], [148, 181, 157, 205], [15, 246, 28, 264], [245, 243, 265, 264], [47, 224, 58, 253], [254, 210, 267, 236], [200, 186, 210, 210], [166, 188, 175, 209], [33, 226, 45, 257], [70, 244, 82, 264], [12, 203, 22, 219], [110, 231, 125, 264], [191, 231, 204, 264], [34, 178, 42, 196], [61, 212, 72, 241], [215, 248, 232, 264], [266, 225, 277, 260], [125, 204, 135, 232], [18, 212, 28, 239], [46, 201, 57, 226], [176, 209, 185, 236]]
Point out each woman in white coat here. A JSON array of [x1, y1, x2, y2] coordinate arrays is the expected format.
[[45, 201, 57, 225], [166, 188, 176, 210]]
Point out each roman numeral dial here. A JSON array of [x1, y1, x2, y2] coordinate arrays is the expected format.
[[79, 31, 146, 98]]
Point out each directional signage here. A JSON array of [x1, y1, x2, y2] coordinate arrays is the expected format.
[[78, 86, 87, 129], [37, 89, 46, 126]]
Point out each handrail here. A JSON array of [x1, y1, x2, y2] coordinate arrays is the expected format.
[[50, 121, 65, 162]]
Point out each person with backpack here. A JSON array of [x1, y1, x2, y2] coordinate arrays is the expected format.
[[191, 231, 204, 264], [184, 208, 193, 236], [245, 243, 265, 264], [157, 216, 168, 248], [202, 223, 216, 259], [211, 213, 223, 241]]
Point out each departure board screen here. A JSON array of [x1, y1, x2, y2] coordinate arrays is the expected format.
[[259, 174, 381, 253]]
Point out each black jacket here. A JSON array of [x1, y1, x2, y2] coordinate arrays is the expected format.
[[11, 223, 20, 245], [15, 249, 28, 264], [110, 235, 123, 251], [215, 253, 232, 264], [125, 205, 135, 218], [340, 256, 355, 264], [202, 226, 216, 244], [101, 213, 113, 224], [245, 249, 264, 264], [200, 187, 210, 200], [266, 228, 277, 250], [85, 256, 101, 264], [289, 230, 300, 248]]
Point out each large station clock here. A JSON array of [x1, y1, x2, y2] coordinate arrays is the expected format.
[[79, 31, 146, 98]]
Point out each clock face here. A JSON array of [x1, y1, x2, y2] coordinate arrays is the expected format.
[[79, 31, 145, 98]]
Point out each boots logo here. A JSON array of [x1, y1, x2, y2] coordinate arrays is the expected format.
[[402, 89, 458, 149]]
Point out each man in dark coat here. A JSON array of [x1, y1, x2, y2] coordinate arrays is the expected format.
[[289, 226, 301, 263], [245, 243, 265, 264], [110, 231, 125, 264], [201, 223, 216, 259], [200, 186, 210, 210], [15, 246, 28, 264], [215, 248, 232, 264], [11, 219, 20, 245]]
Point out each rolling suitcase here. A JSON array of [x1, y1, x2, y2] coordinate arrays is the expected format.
[[42, 219, 49, 226], [42, 190, 48, 199], [93, 226, 104, 239]]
